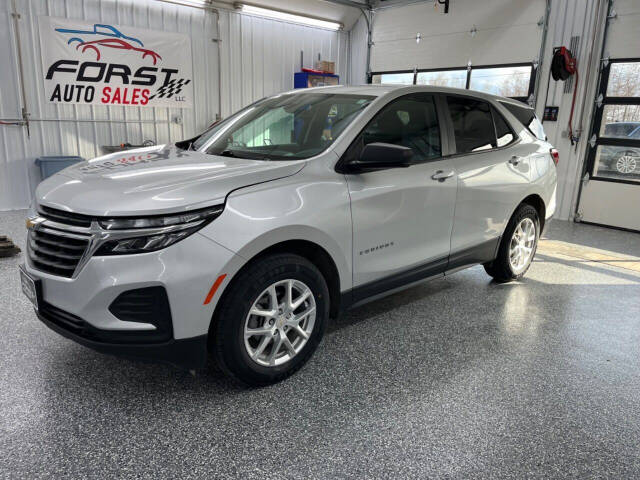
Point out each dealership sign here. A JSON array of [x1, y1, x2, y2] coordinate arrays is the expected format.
[[38, 17, 193, 108]]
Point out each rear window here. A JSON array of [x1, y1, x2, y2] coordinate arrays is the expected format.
[[500, 101, 546, 140]]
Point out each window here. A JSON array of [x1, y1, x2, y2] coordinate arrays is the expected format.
[[232, 108, 293, 148], [586, 59, 640, 182], [371, 73, 414, 85], [193, 93, 374, 160], [599, 105, 640, 139], [350, 93, 441, 163], [469, 66, 532, 98], [447, 97, 496, 153], [370, 63, 535, 101], [594, 145, 640, 179], [606, 62, 640, 97], [416, 70, 467, 89], [492, 107, 515, 147], [500, 101, 546, 141]]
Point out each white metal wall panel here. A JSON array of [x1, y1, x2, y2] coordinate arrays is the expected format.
[[370, 0, 546, 72], [218, 10, 348, 117], [348, 13, 368, 85], [0, 0, 348, 210], [535, 0, 603, 222]]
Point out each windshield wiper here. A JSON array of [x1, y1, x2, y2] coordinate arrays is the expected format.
[[220, 150, 241, 158]]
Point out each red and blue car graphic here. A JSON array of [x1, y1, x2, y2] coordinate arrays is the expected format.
[[55, 23, 161, 65]]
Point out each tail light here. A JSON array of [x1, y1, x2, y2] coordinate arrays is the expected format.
[[550, 148, 559, 165]]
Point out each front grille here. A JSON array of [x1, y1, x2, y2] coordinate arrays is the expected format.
[[39, 206, 93, 227], [28, 228, 90, 278]]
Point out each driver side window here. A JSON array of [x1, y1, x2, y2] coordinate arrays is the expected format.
[[349, 94, 442, 163]]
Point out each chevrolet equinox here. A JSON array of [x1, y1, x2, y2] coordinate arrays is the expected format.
[[20, 85, 558, 386]]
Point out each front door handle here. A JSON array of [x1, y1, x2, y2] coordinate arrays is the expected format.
[[431, 170, 455, 182], [509, 155, 524, 166]]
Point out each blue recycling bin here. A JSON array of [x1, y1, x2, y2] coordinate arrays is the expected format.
[[35, 156, 84, 180]]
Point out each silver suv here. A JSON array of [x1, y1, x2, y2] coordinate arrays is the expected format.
[[20, 85, 557, 386]]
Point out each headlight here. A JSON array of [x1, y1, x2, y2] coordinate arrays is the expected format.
[[95, 205, 223, 255]]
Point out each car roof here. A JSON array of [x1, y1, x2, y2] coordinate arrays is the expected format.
[[282, 84, 532, 107]]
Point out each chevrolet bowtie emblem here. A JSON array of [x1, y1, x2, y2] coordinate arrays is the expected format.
[[25, 217, 46, 230]]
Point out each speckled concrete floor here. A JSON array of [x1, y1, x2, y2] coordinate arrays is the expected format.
[[1, 212, 640, 479]]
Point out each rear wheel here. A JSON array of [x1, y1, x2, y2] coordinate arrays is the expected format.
[[484, 204, 539, 282], [211, 254, 328, 386]]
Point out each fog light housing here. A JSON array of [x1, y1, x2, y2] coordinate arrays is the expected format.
[[108, 286, 173, 342]]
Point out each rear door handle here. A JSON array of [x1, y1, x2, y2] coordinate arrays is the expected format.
[[431, 170, 455, 182], [509, 155, 524, 166]]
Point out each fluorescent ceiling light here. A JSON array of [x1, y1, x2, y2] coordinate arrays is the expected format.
[[235, 3, 343, 30], [157, 0, 213, 9]]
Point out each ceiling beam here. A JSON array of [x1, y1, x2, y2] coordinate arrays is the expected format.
[[320, 0, 372, 11]]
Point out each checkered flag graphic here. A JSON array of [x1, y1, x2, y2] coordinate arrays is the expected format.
[[149, 79, 191, 100]]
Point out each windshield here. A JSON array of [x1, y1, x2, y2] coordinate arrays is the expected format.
[[192, 93, 375, 160]]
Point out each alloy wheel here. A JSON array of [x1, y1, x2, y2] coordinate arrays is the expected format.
[[616, 154, 637, 174], [243, 279, 316, 367], [509, 217, 536, 274]]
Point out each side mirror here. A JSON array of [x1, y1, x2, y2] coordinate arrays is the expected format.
[[349, 142, 414, 172]]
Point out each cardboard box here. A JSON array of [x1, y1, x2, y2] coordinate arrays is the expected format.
[[315, 60, 335, 74]]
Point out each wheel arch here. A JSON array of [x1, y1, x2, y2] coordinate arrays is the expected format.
[[520, 193, 547, 233], [208, 236, 344, 347], [246, 239, 342, 320]]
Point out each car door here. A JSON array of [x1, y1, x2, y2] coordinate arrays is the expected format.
[[342, 93, 457, 292], [444, 95, 535, 268]]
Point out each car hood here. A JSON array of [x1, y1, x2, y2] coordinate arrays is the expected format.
[[35, 145, 306, 216]]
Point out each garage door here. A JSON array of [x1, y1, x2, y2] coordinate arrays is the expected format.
[[577, 0, 640, 231], [370, 0, 546, 98]]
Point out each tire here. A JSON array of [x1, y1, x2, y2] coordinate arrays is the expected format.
[[484, 204, 540, 282], [211, 253, 329, 387]]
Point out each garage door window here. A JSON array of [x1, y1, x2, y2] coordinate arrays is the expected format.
[[371, 73, 414, 85], [416, 70, 467, 89], [606, 62, 640, 97], [371, 63, 535, 103], [599, 105, 640, 139], [469, 66, 533, 98], [586, 59, 640, 183]]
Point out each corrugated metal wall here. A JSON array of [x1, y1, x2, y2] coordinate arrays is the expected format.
[[536, 0, 604, 221], [348, 13, 368, 86], [0, 0, 349, 210]]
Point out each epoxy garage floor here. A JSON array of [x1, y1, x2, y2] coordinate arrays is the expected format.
[[1, 210, 640, 479]]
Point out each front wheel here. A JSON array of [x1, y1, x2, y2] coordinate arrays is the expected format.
[[211, 253, 328, 386], [484, 204, 539, 282]]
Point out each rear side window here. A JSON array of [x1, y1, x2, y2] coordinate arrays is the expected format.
[[447, 97, 496, 153], [492, 107, 516, 147], [500, 101, 546, 140]]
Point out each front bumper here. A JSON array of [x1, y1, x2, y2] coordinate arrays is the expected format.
[[24, 231, 245, 368], [36, 301, 208, 369]]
